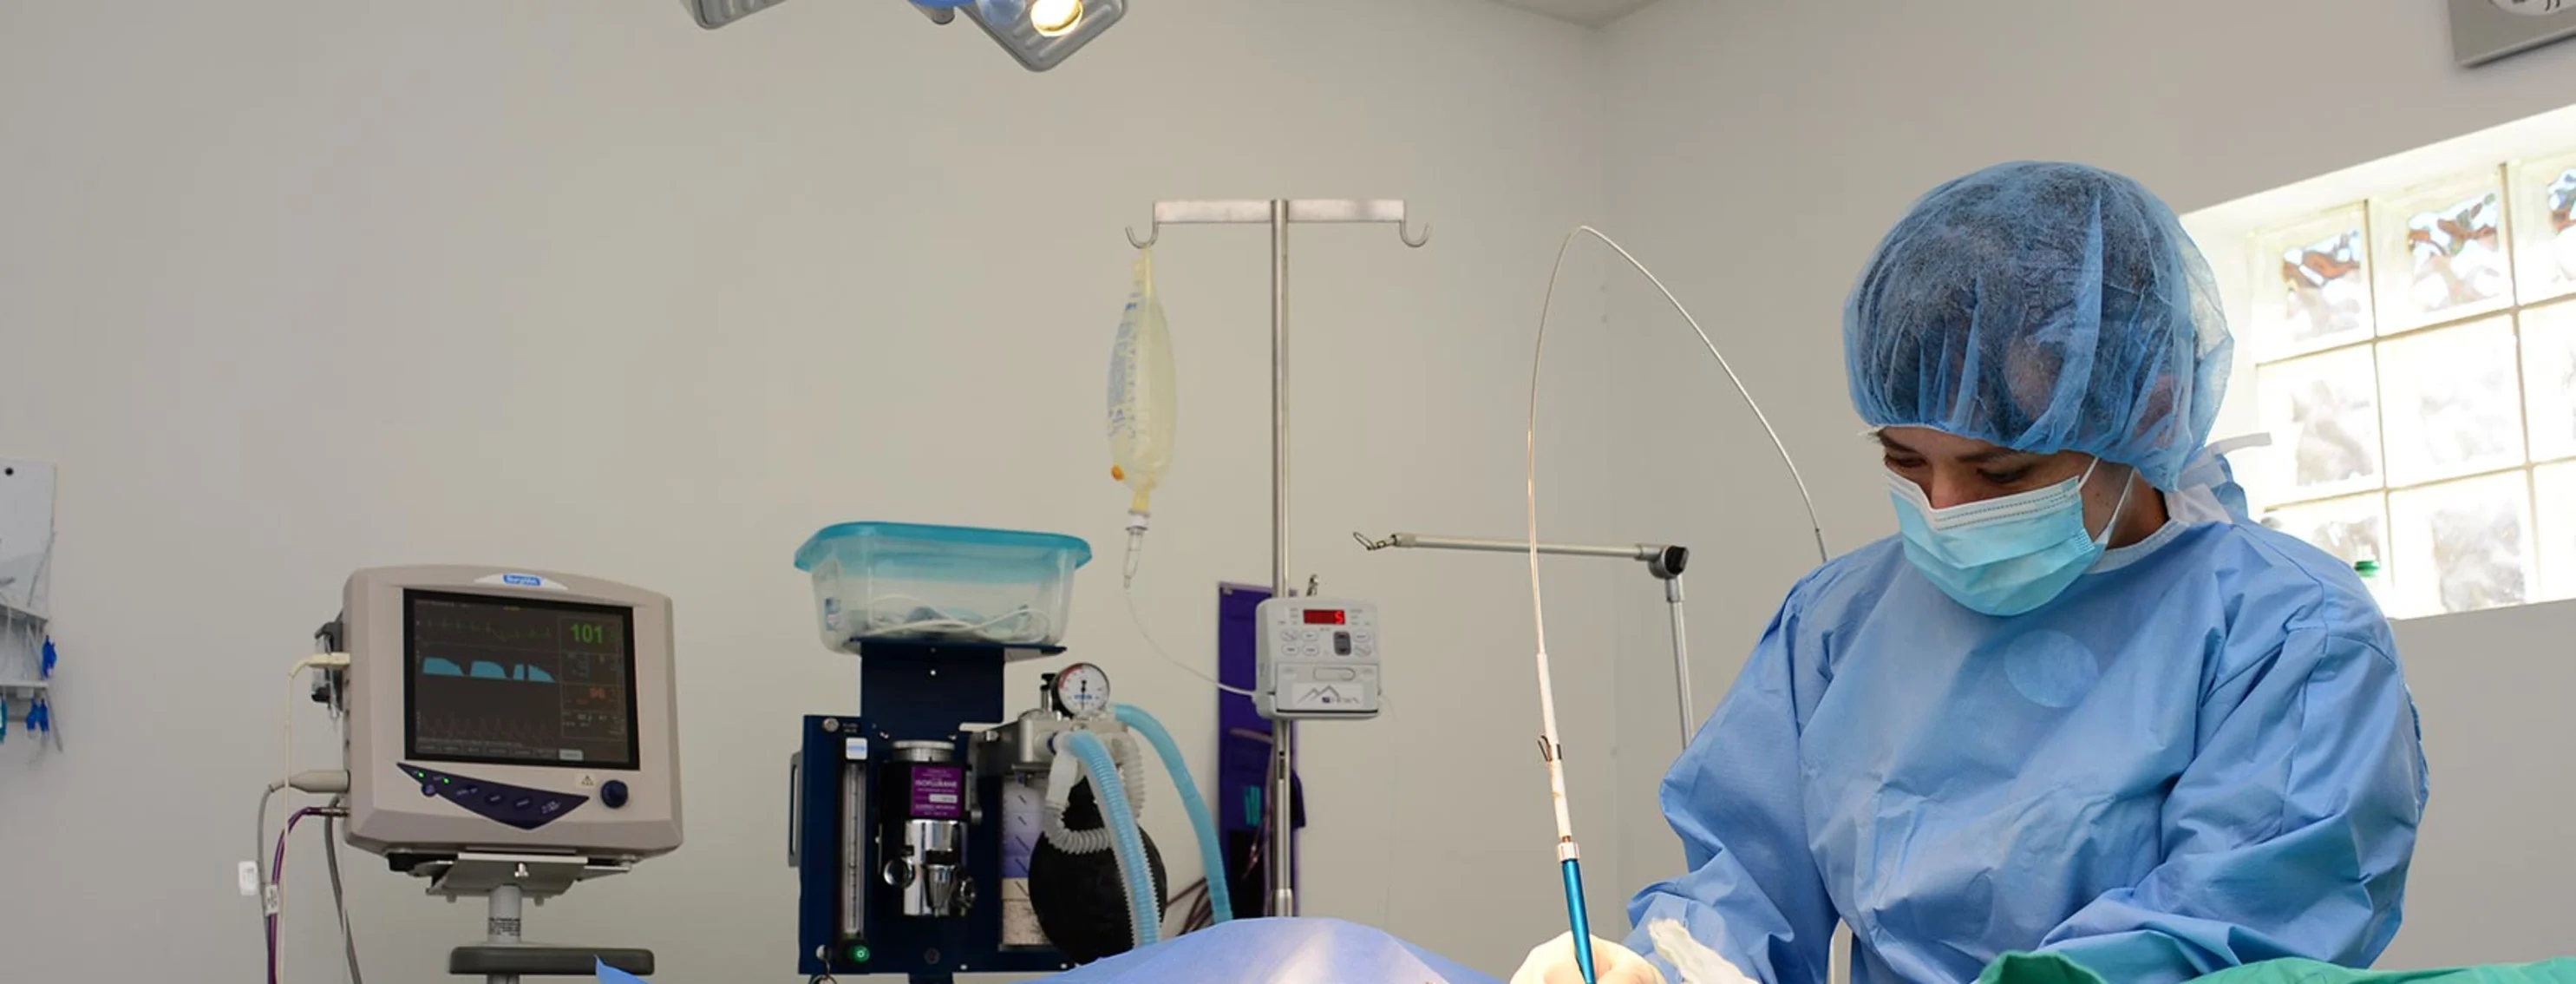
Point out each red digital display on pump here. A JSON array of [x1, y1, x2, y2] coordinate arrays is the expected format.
[[1302, 609, 1347, 626]]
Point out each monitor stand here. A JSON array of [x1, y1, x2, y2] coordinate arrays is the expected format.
[[400, 851, 656, 982]]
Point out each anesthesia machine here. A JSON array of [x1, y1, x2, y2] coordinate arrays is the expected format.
[[788, 522, 1233, 983]]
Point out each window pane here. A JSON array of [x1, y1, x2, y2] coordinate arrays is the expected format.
[[2250, 207, 2374, 359], [2262, 493, 2395, 613], [2391, 472, 2534, 615], [2263, 493, 2389, 567], [2255, 348, 2383, 505], [2377, 318, 2526, 485], [2525, 300, 2576, 462], [2374, 169, 2514, 334], [2539, 462, 2576, 602], [2510, 150, 2576, 305]]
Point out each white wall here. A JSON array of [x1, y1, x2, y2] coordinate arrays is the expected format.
[[1600, 0, 2576, 966], [2383, 600, 2576, 965], [0, 2, 1627, 981]]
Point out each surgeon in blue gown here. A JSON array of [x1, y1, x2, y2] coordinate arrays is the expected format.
[[1516, 162, 2427, 984]]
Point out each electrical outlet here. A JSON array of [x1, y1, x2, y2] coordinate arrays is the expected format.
[[238, 861, 258, 896]]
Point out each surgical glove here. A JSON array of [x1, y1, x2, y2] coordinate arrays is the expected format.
[[1510, 933, 1667, 984]]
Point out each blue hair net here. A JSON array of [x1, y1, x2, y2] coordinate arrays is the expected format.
[[1844, 161, 2233, 489]]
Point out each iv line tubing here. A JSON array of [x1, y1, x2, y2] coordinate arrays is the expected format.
[[1522, 225, 1831, 757], [1529, 228, 1829, 573]]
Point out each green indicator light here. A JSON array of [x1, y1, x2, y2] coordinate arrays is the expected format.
[[847, 944, 872, 964]]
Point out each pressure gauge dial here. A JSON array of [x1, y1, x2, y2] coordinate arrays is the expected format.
[[1051, 663, 1113, 719]]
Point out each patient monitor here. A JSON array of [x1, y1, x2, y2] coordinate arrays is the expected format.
[[341, 566, 681, 860]]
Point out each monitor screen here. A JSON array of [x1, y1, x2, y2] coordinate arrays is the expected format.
[[403, 589, 640, 770]]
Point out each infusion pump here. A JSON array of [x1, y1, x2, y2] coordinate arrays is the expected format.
[[1255, 597, 1381, 719]]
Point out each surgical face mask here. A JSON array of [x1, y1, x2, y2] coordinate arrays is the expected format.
[[1886, 459, 2132, 617]]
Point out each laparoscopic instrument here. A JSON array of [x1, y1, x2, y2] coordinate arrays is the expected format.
[[1501, 227, 1830, 983]]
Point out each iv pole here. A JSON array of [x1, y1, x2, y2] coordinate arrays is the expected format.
[[1125, 200, 1429, 918], [1355, 533, 1700, 742]]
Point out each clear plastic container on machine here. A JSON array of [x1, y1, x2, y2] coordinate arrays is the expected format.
[[794, 522, 1092, 650]]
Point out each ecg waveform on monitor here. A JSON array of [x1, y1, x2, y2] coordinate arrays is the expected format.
[[415, 709, 559, 749], [408, 594, 633, 767], [411, 672, 631, 764], [420, 657, 558, 683], [412, 616, 558, 648], [415, 642, 565, 686]]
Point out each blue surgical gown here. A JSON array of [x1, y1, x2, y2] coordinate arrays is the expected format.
[[1626, 521, 2427, 984]]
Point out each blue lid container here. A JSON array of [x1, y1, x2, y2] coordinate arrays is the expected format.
[[795, 522, 1092, 651]]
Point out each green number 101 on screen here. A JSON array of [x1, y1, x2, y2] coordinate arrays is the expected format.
[[569, 623, 606, 645]]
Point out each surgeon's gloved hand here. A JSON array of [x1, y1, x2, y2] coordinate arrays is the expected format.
[[1510, 933, 1668, 984]]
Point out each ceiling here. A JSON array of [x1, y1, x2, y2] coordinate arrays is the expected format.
[[1481, 0, 1659, 28]]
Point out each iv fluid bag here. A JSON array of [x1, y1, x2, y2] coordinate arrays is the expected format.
[[1108, 248, 1178, 515]]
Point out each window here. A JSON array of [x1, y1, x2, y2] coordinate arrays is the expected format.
[[2248, 150, 2576, 618]]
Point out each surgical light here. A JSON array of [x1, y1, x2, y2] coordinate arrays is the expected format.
[[689, 0, 791, 30], [688, 0, 1125, 73], [1030, 0, 1083, 36], [959, 0, 1124, 71]]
